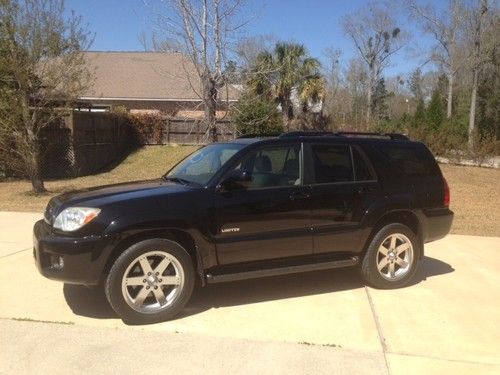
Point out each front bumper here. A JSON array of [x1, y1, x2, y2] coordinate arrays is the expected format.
[[33, 220, 113, 286]]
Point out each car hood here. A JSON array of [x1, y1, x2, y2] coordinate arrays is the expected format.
[[48, 179, 192, 211]]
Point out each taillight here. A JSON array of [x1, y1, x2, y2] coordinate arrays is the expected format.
[[443, 178, 450, 207]]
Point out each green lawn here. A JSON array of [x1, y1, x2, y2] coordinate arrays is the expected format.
[[0, 145, 498, 237], [0, 145, 198, 212]]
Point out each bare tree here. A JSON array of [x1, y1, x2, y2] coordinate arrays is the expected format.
[[235, 34, 277, 71], [345, 58, 369, 129], [342, 1, 406, 128], [0, 0, 92, 192], [408, 0, 464, 119], [323, 47, 342, 101], [149, 0, 248, 142], [322, 48, 355, 128], [466, 0, 489, 150]]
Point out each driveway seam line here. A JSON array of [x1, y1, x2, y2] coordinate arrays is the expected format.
[[388, 350, 500, 367], [0, 247, 31, 259], [365, 286, 390, 375]]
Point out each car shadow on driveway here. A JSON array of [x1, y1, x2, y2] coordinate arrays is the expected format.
[[63, 256, 454, 321]]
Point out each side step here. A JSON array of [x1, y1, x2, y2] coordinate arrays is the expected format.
[[206, 256, 359, 284]]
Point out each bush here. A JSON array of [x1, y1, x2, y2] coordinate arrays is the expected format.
[[233, 94, 283, 136], [111, 108, 165, 145], [376, 113, 498, 162]]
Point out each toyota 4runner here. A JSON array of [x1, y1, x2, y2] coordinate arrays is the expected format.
[[33, 131, 453, 324]]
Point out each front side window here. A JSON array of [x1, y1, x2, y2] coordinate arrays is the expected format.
[[310, 144, 353, 183], [226, 144, 302, 189], [166, 143, 244, 185]]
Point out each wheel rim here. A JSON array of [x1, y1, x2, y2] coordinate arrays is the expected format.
[[121, 250, 185, 314], [376, 233, 414, 281]]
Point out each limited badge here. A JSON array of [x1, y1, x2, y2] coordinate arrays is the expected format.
[[221, 227, 240, 233]]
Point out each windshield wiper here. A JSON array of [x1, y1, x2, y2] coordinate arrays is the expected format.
[[163, 176, 191, 185]]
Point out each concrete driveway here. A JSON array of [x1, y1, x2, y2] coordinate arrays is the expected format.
[[0, 211, 499, 374]]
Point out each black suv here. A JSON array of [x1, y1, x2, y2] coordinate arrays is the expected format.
[[33, 132, 453, 324]]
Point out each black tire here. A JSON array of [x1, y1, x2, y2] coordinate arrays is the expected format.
[[105, 238, 195, 324], [361, 223, 420, 289]]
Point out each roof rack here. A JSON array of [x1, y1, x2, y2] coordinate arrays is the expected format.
[[278, 131, 335, 138], [335, 131, 409, 140], [278, 131, 408, 141], [237, 133, 281, 139]]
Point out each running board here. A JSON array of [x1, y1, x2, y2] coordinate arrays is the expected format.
[[206, 256, 359, 284]]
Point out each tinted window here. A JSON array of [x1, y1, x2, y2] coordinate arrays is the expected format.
[[353, 147, 375, 181], [311, 144, 353, 183], [379, 145, 437, 177], [227, 144, 301, 189], [167, 143, 244, 184]]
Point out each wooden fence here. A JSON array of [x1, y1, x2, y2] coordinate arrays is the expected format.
[[40, 111, 236, 178], [132, 118, 235, 145]]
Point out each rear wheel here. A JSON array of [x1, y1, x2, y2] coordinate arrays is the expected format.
[[361, 223, 419, 289], [105, 239, 195, 324]]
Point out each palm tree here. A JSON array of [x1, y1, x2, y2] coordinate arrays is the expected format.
[[299, 76, 326, 113], [248, 42, 324, 130]]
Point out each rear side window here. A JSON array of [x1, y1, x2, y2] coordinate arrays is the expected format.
[[352, 147, 375, 181], [378, 145, 438, 177], [311, 144, 353, 183]]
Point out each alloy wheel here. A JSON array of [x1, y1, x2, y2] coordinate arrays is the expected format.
[[376, 233, 414, 281], [121, 250, 185, 314]]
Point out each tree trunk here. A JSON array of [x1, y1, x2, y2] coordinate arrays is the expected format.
[[446, 72, 453, 119], [366, 72, 373, 130], [28, 137, 46, 193], [366, 91, 372, 130], [468, 68, 479, 150], [21, 93, 46, 193], [468, 0, 487, 151], [30, 165, 46, 193], [281, 97, 293, 132], [202, 71, 218, 143]]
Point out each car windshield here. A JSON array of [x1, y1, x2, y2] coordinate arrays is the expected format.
[[165, 143, 244, 185]]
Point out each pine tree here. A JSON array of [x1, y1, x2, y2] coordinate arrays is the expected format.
[[426, 88, 444, 131], [372, 78, 391, 121]]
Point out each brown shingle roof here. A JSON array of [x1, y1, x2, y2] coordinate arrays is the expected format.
[[82, 51, 238, 101]]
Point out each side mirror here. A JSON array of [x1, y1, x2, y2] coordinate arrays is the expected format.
[[218, 170, 250, 191]]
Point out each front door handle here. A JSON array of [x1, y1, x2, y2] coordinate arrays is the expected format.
[[289, 191, 311, 201]]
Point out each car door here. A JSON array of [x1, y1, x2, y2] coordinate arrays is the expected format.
[[305, 142, 379, 254], [213, 142, 313, 265]]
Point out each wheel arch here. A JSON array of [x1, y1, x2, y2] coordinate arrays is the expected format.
[[363, 210, 424, 259], [102, 229, 205, 286]]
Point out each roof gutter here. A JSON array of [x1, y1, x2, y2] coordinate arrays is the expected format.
[[78, 96, 238, 102]]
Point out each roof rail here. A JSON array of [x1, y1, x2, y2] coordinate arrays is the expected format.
[[279, 131, 335, 138], [236, 133, 280, 139], [278, 131, 409, 141], [335, 131, 409, 140]]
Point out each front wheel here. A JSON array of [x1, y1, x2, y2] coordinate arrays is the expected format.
[[361, 223, 420, 289], [105, 239, 195, 324]]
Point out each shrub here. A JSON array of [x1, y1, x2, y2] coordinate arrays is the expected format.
[[111, 108, 165, 144], [233, 94, 283, 136]]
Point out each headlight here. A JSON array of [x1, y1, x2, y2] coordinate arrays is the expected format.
[[53, 207, 101, 232]]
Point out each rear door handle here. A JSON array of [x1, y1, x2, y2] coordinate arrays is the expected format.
[[289, 191, 311, 200], [357, 186, 376, 194]]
